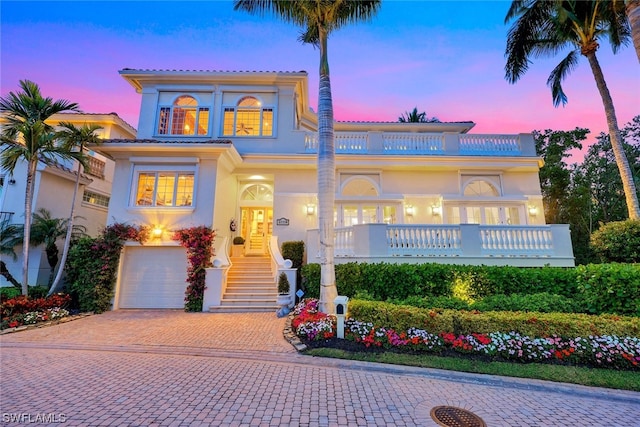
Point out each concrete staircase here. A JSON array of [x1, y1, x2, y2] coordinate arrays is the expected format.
[[208, 256, 278, 313]]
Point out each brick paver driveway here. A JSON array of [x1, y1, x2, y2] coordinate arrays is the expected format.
[[1, 310, 639, 426]]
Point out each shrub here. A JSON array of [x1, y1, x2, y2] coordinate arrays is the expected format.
[[0, 287, 21, 300], [66, 223, 148, 313], [348, 299, 640, 337], [471, 292, 579, 313], [281, 241, 304, 268], [28, 285, 49, 299], [576, 263, 640, 316], [233, 236, 245, 245], [1, 293, 72, 329], [173, 226, 215, 312], [300, 264, 320, 299], [391, 295, 470, 311], [278, 272, 290, 294], [591, 219, 640, 263]]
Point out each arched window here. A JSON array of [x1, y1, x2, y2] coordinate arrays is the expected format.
[[223, 96, 274, 137], [341, 177, 379, 197], [157, 95, 210, 136], [241, 184, 273, 202], [463, 179, 499, 197]]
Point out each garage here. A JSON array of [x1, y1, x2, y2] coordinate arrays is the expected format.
[[118, 246, 188, 309]]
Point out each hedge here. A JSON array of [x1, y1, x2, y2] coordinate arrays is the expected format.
[[300, 262, 640, 316], [348, 300, 640, 337]]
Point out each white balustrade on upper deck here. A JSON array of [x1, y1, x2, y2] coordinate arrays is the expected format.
[[305, 132, 525, 156], [305, 223, 574, 267]]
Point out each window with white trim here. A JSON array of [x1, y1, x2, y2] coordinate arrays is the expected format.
[[157, 95, 210, 136], [83, 190, 110, 208], [133, 171, 195, 207], [222, 96, 273, 137]]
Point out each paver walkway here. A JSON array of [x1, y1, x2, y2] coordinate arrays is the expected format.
[[1, 310, 638, 426]]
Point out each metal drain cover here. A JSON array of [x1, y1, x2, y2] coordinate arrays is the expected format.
[[430, 406, 486, 427]]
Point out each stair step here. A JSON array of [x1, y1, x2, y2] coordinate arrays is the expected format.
[[225, 286, 275, 293], [219, 298, 278, 306], [209, 306, 277, 313]]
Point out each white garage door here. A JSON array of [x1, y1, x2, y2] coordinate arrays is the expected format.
[[118, 246, 188, 309]]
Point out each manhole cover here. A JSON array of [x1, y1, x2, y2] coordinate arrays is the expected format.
[[430, 406, 486, 427]]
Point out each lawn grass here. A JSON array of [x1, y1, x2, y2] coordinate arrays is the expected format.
[[304, 347, 640, 392]]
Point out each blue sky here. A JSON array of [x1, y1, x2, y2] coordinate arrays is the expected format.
[[2, 0, 638, 158]]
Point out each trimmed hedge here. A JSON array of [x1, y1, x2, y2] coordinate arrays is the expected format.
[[576, 264, 640, 316], [348, 300, 640, 337], [300, 262, 640, 316]]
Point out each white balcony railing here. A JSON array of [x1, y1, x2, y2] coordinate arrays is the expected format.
[[459, 135, 521, 155], [306, 223, 574, 267], [304, 132, 529, 156]]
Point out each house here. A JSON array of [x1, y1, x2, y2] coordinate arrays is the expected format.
[[93, 69, 574, 311], [0, 113, 136, 287]]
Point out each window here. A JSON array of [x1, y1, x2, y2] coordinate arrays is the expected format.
[[83, 190, 110, 208], [222, 96, 273, 137], [157, 95, 210, 136], [463, 179, 499, 197], [134, 172, 194, 207]]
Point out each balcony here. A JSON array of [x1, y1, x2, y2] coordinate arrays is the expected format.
[[304, 132, 535, 157], [307, 223, 574, 267]]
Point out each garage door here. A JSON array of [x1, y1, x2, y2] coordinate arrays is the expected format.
[[118, 246, 188, 309]]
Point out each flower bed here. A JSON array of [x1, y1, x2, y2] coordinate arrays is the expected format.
[[1, 293, 72, 330], [292, 299, 640, 370]]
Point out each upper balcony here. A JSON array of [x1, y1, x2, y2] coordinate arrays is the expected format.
[[303, 132, 537, 157]]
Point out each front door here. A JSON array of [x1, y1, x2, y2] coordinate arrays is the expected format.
[[241, 207, 273, 255]]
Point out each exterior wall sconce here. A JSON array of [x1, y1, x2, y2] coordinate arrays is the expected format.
[[431, 205, 442, 216], [405, 205, 414, 217], [8, 178, 16, 185], [528, 206, 538, 216], [306, 204, 316, 216], [152, 225, 164, 238]]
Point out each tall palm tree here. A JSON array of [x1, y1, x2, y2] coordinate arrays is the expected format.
[[505, 0, 640, 220], [624, 0, 640, 61], [234, 0, 381, 313], [398, 107, 440, 123], [0, 80, 82, 294], [48, 122, 101, 295], [30, 208, 87, 287]]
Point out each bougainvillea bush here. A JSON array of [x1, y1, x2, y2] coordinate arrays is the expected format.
[[172, 226, 215, 312], [292, 299, 640, 370], [1, 293, 71, 329], [65, 223, 148, 313]]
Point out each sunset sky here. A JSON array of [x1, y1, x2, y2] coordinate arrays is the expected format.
[[2, 0, 639, 159]]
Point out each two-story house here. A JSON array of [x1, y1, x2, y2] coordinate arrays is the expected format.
[[95, 69, 574, 310], [0, 113, 136, 287]]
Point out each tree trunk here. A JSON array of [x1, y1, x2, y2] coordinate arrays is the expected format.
[[0, 260, 21, 288], [48, 157, 82, 295], [21, 158, 38, 295], [627, 0, 640, 63], [317, 25, 338, 314], [586, 52, 640, 219]]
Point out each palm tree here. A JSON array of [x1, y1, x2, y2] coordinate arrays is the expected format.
[[624, 0, 640, 62], [30, 208, 87, 287], [234, 0, 381, 313], [48, 122, 101, 295], [398, 107, 440, 123], [0, 219, 23, 288], [0, 80, 82, 294], [505, 0, 640, 220]]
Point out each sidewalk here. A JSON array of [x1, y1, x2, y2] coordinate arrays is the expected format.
[[1, 310, 638, 426]]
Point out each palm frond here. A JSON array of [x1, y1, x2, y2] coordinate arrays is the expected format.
[[547, 49, 581, 106]]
